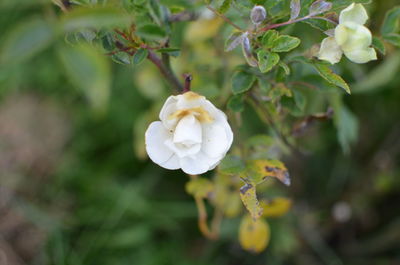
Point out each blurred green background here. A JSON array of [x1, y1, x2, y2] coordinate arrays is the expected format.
[[1, 1, 400, 265]]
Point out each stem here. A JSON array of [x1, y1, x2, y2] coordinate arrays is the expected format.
[[206, 5, 244, 32], [147, 50, 184, 92], [257, 15, 337, 33]]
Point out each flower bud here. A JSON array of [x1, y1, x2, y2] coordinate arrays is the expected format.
[[250, 5, 267, 25]]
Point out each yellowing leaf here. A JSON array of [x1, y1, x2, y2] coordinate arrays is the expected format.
[[261, 197, 292, 217], [186, 178, 214, 198], [240, 183, 263, 220], [239, 215, 270, 253], [247, 159, 291, 186]]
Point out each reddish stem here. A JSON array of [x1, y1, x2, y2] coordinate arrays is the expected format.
[[183, 74, 192, 93]]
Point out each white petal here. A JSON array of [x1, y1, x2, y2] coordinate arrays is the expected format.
[[318, 37, 343, 64], [344, 47, 377, 64], [335, 23, 372, 51], [173, 115, 202, 145], [202, 123, 230, 158], [159, 95, 179, 130], [160, 154, 180, 170], [179, 152, 216, 175], [145, 121, 174, 166], [164, 138, 201, 158], [339, 3, 368, 25]]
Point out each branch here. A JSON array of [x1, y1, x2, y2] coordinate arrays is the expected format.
[[147, 50, 183, 92]]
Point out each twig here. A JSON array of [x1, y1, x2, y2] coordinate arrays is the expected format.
[[257, 15, 337, 33], [147, 50, 183, 92], [183, 74, 192, 93]]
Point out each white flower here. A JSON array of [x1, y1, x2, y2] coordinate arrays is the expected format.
[[145, 92, 233, 175], [318, 3, 377, 64]]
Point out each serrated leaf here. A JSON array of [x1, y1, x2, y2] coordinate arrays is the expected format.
[[246, 159, 291, 185], [372, 37, 386, 55], [219, 155, 246, 175], [231, 71, 256, 94], [61, 7, 130, 31], [185, 178, 214, 198], [58, 44, 110, 113], [228, 95, 245, 112], [290, 0, 301, 20], [309, 0, 332, 16], [239, 215, 270, 253], [381, 6, 400, 36], [132, 48, 148, 65], [257, 50, 280, 73], [271, 35, 301, 52], [260, 197, 292, 217], [262, 30, 279, 49], [136, 24, 166, 41], [225, 32, 245, 52], [313, 63, 350, 94], [240, 183, 263, 220], [0, 18, 54, 64]]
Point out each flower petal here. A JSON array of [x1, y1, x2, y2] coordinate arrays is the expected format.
[[339, 3, 368, 25], [145, 121, 174, 166], [335, 23, 372, 51], [180, 152, 215, 175], [161, 154, 180, 170], [173, 115, 202, 145], [202, 123, 230, 158], [318, 37, 343, 64], [344, 47, 377, 64], [159, 95, 179, 130]]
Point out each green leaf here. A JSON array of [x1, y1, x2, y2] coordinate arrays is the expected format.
[[262, 30, 279, 49], [228, 95, 245, 112], [218, 0, 232, 13], [157, 48, 181, 57], [330, 94, 359, 153], [239, 215, 270, 253], [231, 71, 256, 94], [62, 7, 130, 31], [381, 6, 400, 36], [136, 24, 166, 41], [111, 52, 131, 65], [313, 63, 351, 94], [0, 17, 54, 64], [239, 184, 263, 220], [271, 35, 301, 53], [372, 36, 386, 55], [383, 34, 400, 47], [257, 50, 280, 73], [58, 44, 110, 113], [218, 155, 246, 175], [132, 48, 148, 65], [278, 62, 291, 75], [353, 51, 400, 94]]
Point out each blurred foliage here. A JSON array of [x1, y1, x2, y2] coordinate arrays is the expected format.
[[1, 0, 400, 265]]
